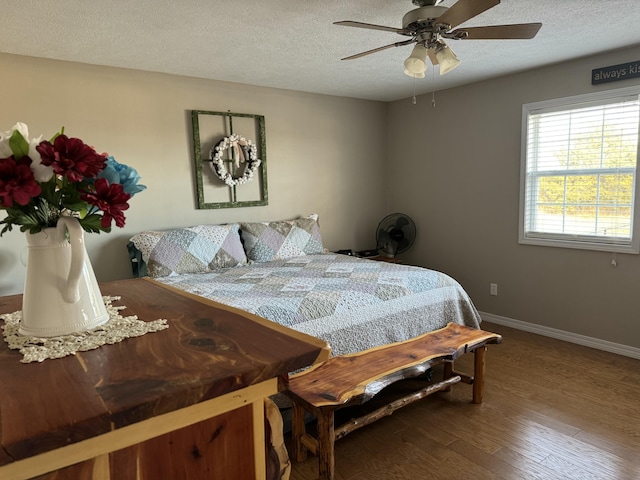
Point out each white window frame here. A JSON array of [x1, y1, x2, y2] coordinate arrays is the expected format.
[[519, 85, 640, 254]]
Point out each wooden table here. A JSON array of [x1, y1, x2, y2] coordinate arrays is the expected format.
[[0, 278, 330, 480]]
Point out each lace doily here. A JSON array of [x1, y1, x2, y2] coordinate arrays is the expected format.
[[0, 296, 169, 363]]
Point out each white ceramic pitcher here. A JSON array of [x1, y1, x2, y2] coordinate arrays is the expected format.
[[20, 216, 109, 337]]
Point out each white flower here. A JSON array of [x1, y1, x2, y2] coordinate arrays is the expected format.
[[0, 122, 54, 181], [27, 134, 54, 182], [0, 122, 29, 157]]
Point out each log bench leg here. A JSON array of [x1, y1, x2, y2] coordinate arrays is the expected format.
[[317, 410, 335, 480], [291, 402, 308, 462], [291, 401, 336, 480], [443, 346, 488, 404], [443, 360, 454, 391], [473, 345, 487, 404]]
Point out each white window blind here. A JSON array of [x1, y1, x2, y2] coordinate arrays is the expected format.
[[520, 88, 640, 253]]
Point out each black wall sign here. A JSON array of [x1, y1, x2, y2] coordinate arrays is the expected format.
[[592, 60, 640, 85]]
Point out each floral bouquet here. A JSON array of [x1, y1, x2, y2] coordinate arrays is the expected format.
[[0, 122, 145, 236]]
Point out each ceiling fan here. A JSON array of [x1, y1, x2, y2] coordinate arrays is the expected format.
[[335, 0, 542, 77]]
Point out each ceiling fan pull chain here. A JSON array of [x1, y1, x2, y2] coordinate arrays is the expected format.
[[431, 68, 436, 107], [412, 75, 417, 105]]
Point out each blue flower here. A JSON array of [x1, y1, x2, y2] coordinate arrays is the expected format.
[[98, 156, 146, 196]]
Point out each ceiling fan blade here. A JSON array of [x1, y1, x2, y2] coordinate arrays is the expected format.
[[451, 23, 542, 39], [435, 0, 500, 30], [341, 39, 415, 60], [427, 48, 439, 65], [334, 20, 410, 35]]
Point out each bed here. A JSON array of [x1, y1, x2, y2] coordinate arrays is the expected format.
[[127, 215, 482, 358], [127, 215, 481, 476]]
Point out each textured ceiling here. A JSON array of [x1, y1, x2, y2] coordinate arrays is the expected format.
[[1, 0, 640, 102]]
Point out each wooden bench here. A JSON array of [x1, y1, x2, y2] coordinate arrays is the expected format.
[[283, 323, 502, 480]]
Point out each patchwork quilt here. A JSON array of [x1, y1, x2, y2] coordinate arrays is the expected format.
[[156, 253, 481, 357]]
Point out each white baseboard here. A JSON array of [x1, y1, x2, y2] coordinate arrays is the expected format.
[[479, 311, 640, 360]]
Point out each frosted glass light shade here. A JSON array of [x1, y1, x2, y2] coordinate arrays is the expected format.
[[404, 69, 425, 78], [403, 44, 428, 74], [435, 45, 461, 75]]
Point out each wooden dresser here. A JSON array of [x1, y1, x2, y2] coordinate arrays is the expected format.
[[0, 278, 330, 480]]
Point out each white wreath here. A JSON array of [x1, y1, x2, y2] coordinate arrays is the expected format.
[[210, 133, 261, 187]]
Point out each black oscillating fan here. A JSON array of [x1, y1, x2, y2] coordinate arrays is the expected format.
[[376, 213, 416, 258]]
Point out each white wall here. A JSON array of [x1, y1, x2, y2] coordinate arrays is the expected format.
[[387, 45, 640, 349], [0, 53, 388, 295]]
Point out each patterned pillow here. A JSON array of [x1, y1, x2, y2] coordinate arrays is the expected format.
[[129, 224, 247, 277], [240, 215, 324, 262]]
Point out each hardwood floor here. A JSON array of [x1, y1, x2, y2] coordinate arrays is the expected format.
[[288, 322, 640, 479]]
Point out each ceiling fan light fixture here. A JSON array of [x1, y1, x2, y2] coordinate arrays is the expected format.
[[335, 0, 542, 80], [435, 44, 460, 75], [403, 44, 428, 74]]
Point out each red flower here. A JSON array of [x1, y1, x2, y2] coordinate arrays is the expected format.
[[0, 156, 42, 207], [36, 135, 106, 182], [81, 178, 131, 228]]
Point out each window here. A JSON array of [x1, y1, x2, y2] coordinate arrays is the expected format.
[[519, 86, 640, 253]]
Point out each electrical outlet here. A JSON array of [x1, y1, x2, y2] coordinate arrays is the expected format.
[[490, 283, 498, 296]]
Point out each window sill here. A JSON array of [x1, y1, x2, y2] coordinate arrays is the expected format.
[[518, 235, 639, 254]]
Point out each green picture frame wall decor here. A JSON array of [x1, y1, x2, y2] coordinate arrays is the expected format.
[[191, 109, 268, 209]]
